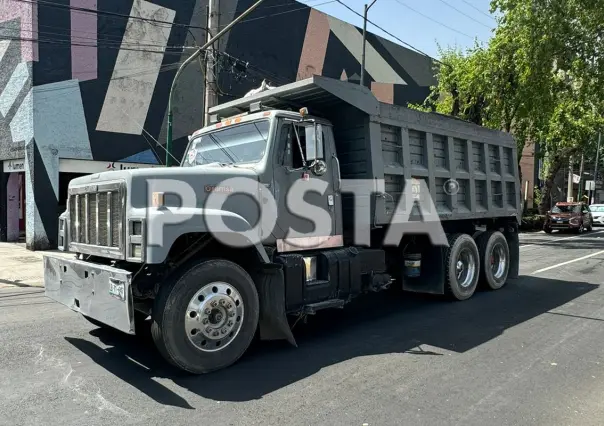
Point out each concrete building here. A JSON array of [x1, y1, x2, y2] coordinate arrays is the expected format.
[[519, 142, 540, 209], [0, 0, 436, 250]]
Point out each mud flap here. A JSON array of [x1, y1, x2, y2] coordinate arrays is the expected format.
[[505, 223, 520, 279], [402, 244, 446, 295], [257, 263, 297, 347]]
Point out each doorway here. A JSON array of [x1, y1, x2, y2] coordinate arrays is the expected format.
[[6, 172, 25, 242]]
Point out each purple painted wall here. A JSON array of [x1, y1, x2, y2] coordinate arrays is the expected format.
[[6, 172, 19, 241], [70, 0, 97, 81], [0, 0, 37, 61]]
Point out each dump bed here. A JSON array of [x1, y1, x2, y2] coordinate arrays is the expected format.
[[209, 76, 521, 224]]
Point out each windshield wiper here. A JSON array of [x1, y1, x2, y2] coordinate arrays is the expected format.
[[207, 133, 238, 164]]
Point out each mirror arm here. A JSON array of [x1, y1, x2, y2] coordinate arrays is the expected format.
[[292, 124, 307, 168], [332, 154, 341, 191]]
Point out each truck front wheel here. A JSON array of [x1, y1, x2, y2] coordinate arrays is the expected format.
[[151, 259, 259, 374], [445, 233, 480, 301]]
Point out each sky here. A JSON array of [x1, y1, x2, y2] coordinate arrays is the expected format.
[[302, 0, 497, 59]]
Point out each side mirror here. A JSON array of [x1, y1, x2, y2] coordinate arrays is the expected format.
[[302, 123, 324, 160]]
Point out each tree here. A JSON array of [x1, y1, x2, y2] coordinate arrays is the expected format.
[[412, 0, 604, 213]]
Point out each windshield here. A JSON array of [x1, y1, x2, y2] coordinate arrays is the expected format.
[[183, 120, 270, 167], [591, 205, 604, 212], [552, 204, 581, 213]]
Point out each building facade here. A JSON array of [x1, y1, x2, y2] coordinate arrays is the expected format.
[[0, 0, 436, 250]]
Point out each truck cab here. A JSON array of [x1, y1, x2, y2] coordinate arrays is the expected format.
[[44, 76, 521, 375], [182, 105, 343, 248]]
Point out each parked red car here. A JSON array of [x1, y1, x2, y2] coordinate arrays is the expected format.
[[543, 202, 593, 233]]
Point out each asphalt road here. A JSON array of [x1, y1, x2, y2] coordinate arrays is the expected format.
[[2, 230, 604, 426]]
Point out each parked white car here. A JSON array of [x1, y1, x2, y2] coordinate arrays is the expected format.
[[590, 204, 604, 225]]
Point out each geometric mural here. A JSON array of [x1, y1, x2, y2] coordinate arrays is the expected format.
[[70, 0, 98, 82], [0, 17, 31, 161], [96, 0, 176, 135], [0, 0, 437, 249]]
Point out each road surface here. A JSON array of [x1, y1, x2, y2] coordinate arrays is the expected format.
[[2, 230, 604, 426]]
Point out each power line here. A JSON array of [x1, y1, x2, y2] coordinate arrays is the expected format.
[[0, 26, 195, 52], [13, 0, 328, 33], [8, 0, 335, 52], [216, 0, 336, 29], [460, 0, 497, 22], [334, 0, 438, 62], [1, 35, 189, 56], [392, 0, 475, 40], [435, 0, 493, 29], [13, 0, 209, 33]]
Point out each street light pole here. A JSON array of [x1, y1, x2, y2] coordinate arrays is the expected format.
[[166, 0, 266, 166], [593, 132, 601, 204], [578, 153, 585, 201], [360, 0, 377, 87]]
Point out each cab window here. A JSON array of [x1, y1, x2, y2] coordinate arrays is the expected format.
[[280, 122, 326, 168]]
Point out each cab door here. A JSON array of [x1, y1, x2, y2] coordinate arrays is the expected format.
[[271, 118, 342, 252]]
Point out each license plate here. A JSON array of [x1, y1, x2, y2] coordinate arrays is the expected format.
[[109, 279, 125, 301]]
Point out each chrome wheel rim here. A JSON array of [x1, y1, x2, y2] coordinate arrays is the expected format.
[[490, 243, 507, 279], [456, 248, 476, 288], [184, 282, 244, 352]]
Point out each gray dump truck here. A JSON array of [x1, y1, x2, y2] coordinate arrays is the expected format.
[[44, 76, 521, 374]]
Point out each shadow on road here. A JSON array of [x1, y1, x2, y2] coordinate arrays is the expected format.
[[65, 275, 597, 406], [521, 241, 604, 251], [0, 278, 38, 288]]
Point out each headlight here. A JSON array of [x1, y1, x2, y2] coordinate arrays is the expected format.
[[58, 212, 68, 251]]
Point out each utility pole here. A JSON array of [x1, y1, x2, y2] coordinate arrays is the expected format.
[[578, 153, 585, 202], [360, 0, 377, 87], [204, 0, 220, 127], [593, 132, 601, 204], [166, 0, 266, 166], [567, 156, 573, 202]]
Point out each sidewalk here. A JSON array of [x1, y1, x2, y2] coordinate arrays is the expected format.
[[0, 243, 72, 288]]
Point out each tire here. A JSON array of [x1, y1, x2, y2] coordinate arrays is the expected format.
[[151, 259, 259, 374], [476, 231, 510, 290], [445, 233, 480, 301], [575, 223, 585, 234]]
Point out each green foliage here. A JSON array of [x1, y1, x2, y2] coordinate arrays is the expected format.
[[520, 214, 546, 231], [414, 0, 604, 212], [533, 186, 543, 207]]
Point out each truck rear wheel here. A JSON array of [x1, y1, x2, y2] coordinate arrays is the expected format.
[[445, 233, 480, 301], [476, 231, 510, 290], [151, 259, 259, 374]]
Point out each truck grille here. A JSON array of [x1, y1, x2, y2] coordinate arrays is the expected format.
[[68, 183, 125, 256]]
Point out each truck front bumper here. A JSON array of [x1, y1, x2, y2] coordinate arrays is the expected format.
[[44, 254, 135, 334]]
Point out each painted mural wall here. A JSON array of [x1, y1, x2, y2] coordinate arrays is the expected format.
[[1, 0, 436, 165], [0, 0, 436, 249], [0, 0, 35, 162]]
